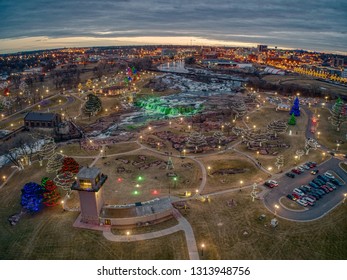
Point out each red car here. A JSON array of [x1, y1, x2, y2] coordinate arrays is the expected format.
[[292, 193, 301, 199], [292, 169, 301, 174]]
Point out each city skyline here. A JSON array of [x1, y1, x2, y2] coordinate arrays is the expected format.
[[0, 0, 346, 54]]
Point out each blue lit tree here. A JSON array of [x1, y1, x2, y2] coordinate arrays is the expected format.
[[21, 182, 44, 213], [289, 97, 300, 117]]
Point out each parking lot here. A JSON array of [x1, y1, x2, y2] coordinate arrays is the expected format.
[[263, 157, 347, 221]]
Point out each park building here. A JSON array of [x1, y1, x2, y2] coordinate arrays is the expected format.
[[24, 112, 62, 129]]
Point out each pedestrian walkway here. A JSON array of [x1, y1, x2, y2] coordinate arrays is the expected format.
[[100, 209, 199, 260]]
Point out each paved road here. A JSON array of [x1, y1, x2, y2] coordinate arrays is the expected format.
[[263, 157, 347, 221]]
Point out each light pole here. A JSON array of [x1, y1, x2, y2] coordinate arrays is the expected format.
[[336, 143, 340, 151], [201, 243, 205, 257], [343, 194, 347, 204], [207, 166, 211, 176], [317, 131, 321, 139], [126, 231, 130, 242], [274, 204, 279, 216]]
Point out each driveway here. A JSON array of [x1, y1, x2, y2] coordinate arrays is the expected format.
[[263, 157, 347, 221]]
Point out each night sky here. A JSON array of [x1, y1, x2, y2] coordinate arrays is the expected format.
[[0, 0, 346, 54]]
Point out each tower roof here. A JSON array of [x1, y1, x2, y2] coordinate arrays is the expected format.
[[77, 166, 100, 179]]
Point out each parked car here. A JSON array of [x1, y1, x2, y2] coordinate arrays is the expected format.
[[324, 184, 334, 192], [306, 194, 318, 201], [287, 194, 296, 201], [297, 166, 305, 172], [315, 189, 325, 196], [292, 169, 301, 174], [292, 193, 301, 200], [324, 172, 335, 179], [311, 169, 319, 175], [326, 182, 337, 190], [302, 164, 311, 170], [317, 175, 328, 182], [301, 185, 311, 192], [303, 197, 315, 206], [330, 178, 343, 186], [264, 180, 279, 188], [309, 182, 320, 188], [296, 199, 308, 207], [293, 188, 305, 197], [286, 172, 295, 178], [320, 186, 330, 193], [314, 179, 325, 186], [306, 162, 317, 168]]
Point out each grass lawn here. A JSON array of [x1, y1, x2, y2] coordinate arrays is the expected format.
[[313, 108, 347, 154], [238, 106, 328, 174], [104, 142, 141, 155], [93, 149, 201, 204], [197, 151, 268, 194], [182, 191, 347, 259], [111, 218, 179, 235], [58, 143, 100, 157], [0, 160, 189, 260], [340, 163, 347, 173]]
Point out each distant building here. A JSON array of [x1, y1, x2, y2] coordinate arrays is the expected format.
[[257, 45, 268, 52], [161, 49, 177, 57], [332, 57, 344, 67], [24, 112, 62, 129], [342, 69, 347, 78]]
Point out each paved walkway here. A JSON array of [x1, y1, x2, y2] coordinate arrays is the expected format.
[[101, 209, 199, 260]]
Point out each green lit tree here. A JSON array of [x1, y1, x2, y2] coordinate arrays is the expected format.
[[288, 113, 296, 125], [331, 97, 347, 131], [83, 94, 102, 116]]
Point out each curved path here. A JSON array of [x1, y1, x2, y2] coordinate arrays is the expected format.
[[102, 209, 199, 260]]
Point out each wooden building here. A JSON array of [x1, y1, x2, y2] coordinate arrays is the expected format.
[[24, 112, 61, 129]]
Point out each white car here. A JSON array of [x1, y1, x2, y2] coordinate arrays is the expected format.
[[293, 188, 305, 197], [297, 166, 305, 172], [303, 196, 315, 205], [324, 172, 335, 179], [296, 199, 308, 207]]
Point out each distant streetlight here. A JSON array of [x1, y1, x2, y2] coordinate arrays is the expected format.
[[201, 243, 205, 256], [207, 166, 211, 175], [317, 131, 321, 138], [274, 204, 279, 216], [343, 193, 347, 204], [183, 149, 186, 156], [337, 143, 340, 151], [126, 231, 130, 242], [268, 167, 273, 171]]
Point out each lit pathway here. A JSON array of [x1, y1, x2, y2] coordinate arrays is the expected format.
[[102, 209, 199, 260]]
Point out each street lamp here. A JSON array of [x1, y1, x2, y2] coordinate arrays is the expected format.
[[126, 231, 130, 242], [268, 167, 273, 171], [274, 204, 279, 216], [336, 143, 340, 151], [256, 151, 259, 159], [317, 131, 321, 138], [343, 194, 347, 204], [207, 166, 211, 175], [201, 243, 205, 256], [294, 155, 298, 164]]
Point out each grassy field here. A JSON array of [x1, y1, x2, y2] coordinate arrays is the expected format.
[[340, 163, 347, 173], [104, 142, 141, 155], [313, 108, 347, 153], [263, 75, 347, 97], [0, 160, 189, 260], [197, 151, 268, 194], [93, 149, 202, 204], [239, 106, 328, 174], [111, 218, 179, 235], [183, 191, 347, 259]]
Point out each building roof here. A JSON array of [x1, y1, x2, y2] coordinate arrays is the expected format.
[[77, 166, 100, 179], [24, 112, 57, 122]]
